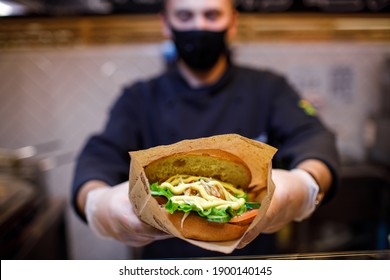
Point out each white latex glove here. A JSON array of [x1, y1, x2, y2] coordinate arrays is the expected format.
[[85, 181, 172, 247], [262, 168, 319, 233]]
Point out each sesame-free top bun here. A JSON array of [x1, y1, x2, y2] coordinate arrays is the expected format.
[[144, 149, 254, 242], [144, 149, 251, 189]]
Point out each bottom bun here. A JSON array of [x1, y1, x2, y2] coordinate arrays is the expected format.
[[162, 208, 248, 241]]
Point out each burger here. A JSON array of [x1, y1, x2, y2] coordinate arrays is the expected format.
[[144, 149, 261, 241]]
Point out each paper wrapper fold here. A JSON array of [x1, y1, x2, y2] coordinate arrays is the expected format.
[[129, 134, 277, 254]]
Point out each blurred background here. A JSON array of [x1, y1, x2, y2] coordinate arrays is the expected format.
[[0, 0, 389, 260]]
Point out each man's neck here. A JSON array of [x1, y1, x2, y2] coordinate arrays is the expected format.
[[177, 55, 228, 89]]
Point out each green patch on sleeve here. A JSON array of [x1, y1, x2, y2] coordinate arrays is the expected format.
[[298, 99, 317, 116]]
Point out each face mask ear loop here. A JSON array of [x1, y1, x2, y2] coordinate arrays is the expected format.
[[166, 18, 178, 38]]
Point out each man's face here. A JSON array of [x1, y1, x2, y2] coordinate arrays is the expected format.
[[163, 0, 236, 35]]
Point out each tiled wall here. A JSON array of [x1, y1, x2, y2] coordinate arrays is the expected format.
[[0, 42, 389, 259]]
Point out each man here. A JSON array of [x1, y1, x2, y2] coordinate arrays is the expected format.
[[72, 0, 339, 258]]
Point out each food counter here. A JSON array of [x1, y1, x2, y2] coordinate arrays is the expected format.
[[200, 250, 390, 260]]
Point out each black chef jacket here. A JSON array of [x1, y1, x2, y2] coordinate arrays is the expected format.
[[72, 62, 339, 259]]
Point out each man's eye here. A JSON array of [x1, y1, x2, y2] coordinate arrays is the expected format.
[[176, 11, 193, 22], [205, 11, 221, 21]]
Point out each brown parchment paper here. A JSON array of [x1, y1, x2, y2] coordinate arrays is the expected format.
[[128, 134, 277, 254]]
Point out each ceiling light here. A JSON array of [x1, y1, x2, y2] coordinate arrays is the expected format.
[[0, 1, 27, 16]]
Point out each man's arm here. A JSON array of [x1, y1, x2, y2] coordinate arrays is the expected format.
[[76, 180, 109, 220]]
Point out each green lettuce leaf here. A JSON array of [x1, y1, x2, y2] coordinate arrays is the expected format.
[[150, 182, 173, 198]]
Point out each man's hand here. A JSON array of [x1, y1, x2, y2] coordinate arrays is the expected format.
[[262, 168, 319, 233], [84, 181, 172, 247], [238, 167, 321, 248]]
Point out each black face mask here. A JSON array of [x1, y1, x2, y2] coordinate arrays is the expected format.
[[171, 28, 227, 71]]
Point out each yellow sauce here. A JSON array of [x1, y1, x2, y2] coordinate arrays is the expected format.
[[160, 175, 246, 211]]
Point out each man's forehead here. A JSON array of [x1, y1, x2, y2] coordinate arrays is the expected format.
[[167, 0, 232, 11]]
